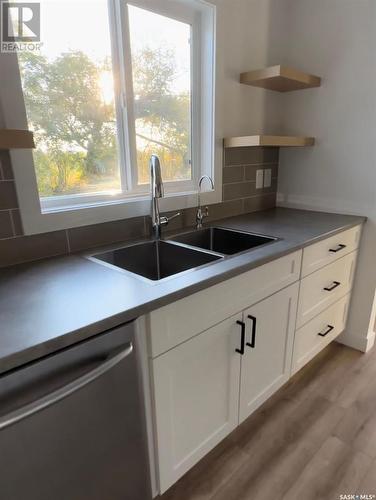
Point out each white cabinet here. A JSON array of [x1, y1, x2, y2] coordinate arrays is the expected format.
[[239, 283, 299, 423], [152, 283, 299, 492], [152, 314, 242, 493], [292, 294, 350, 375], [146, 224, 362, 495], [147, 251, 302, 358], [297, 251, 357, 328], [301, 225, 361, 277]]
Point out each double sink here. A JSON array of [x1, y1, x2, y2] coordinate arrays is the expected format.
[[90, 227, 277, 282]]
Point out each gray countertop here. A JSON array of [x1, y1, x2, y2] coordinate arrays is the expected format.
[[0, 208, 365, 375]]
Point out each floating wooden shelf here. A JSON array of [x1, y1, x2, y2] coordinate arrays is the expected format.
[[224, 135, 315, 148], [0, 129, 35, 150], [240, 65, 321, 92]]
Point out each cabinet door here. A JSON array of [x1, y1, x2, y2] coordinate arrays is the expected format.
[[239, 283, 299, 424], [152, 314, 242, 493]]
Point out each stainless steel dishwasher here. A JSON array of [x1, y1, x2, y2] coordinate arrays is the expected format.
[[0, 321, 152, 500]]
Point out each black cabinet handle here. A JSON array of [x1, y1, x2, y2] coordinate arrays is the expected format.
[[324, 281, 341, 292], [246, 315, 257, 348], [329, 244, 347, 253], [236, 321, 245, 355], [318, 325, 335, 337]]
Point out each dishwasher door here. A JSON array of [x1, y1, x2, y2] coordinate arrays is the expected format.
[[0, 321, 152, 500]]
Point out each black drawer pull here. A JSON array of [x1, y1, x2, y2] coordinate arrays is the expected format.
[[246, 315, 257, 348], [318, 325, 335, 337], [236, 321, 245, 355], [324, 281, 341, 292], [329, 244, 347, 253]]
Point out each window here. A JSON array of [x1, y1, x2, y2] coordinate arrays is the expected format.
[[128, 4, 192, 188], [14, 0, 215, 217], [19, 1, 121, 203]]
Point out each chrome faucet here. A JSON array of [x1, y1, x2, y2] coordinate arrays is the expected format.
[[196, 175, 214, 229], [150, 155, 180, 239]]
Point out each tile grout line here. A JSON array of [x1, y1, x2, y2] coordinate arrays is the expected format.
[[223, 190, 278, 202], [223, 176, 278, 187], [143, 216, 148, 237], [9, 209, 16, 237], [223, 192, 277, 204], [65, 229, 71, 253], [0, 233, 24, 242], [242, 192, 277, 199], [224, 161, 279, 168], [223, 180, 257, 187]]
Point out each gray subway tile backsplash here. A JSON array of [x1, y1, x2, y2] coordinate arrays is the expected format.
[[67, 216, 146, 253], [0, 211, 14, 239], [187, 199, 243, 226], [223, 166, 244, 184], [0, 231, 68, 267], [223, 181, 256, 201], [10, 209, 23, 236], [243, 193, 277, 213], [0, 146, 279, 267], [224, 146, 279, 167], [244, 164, 278, 182], [223, 178, 278, 201], [0, 181, 18, 210], [0, 152, 14, 180]]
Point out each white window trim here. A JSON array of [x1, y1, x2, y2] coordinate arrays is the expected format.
[[0, 0, 221, 235]]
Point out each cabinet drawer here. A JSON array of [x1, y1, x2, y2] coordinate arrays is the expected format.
[[147, 250, 302, 358], [297, 251, 357, 328], [302, 225, 361, 277], [292, 294, 350, 374]]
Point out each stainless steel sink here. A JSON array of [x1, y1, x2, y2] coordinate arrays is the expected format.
[[90, 240, 222, 281], [169, 227, 277, 255]]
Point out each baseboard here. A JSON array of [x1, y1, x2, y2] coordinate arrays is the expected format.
[[336, 329, 376, 353]]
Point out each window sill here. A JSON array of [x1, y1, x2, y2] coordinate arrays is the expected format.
[[21, 186, 222, 235]]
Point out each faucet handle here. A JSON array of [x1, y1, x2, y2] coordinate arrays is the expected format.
[[196, 206, 210, 229], [198, 206, 209, 219], [168, 211, 181, 222], [160, 212, 181, 226]]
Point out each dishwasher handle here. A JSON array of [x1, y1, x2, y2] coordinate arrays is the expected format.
[[0, 342, 133, 432]]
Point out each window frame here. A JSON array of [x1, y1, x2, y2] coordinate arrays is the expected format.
[[117, 0, 201, 196], [0, 0, 219, 235]]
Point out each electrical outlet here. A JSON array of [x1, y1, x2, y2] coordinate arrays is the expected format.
[[256, 169, 264, 189], [264, 168, 272, 188]]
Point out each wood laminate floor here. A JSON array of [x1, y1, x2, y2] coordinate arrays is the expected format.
[[159, 342, 376, 500]]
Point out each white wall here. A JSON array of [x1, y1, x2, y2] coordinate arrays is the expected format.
[[277, 0, 376, 351], [214, 0, 286, 140]]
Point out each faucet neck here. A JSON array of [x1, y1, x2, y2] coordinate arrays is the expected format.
[[150, 154, 163, 199], [150, 155, 163, 239], [149, 155, 181, 238], [196, 175, 214, 229], [151, 196, 161, 239]]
